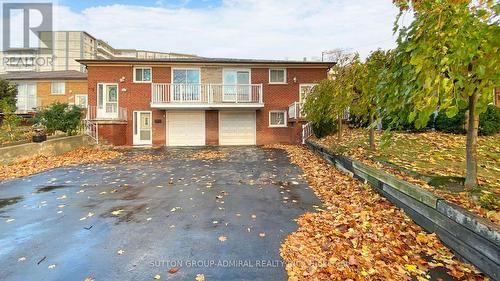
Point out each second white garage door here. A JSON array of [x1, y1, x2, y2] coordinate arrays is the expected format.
[[219, 111, 256, 145], [167, 111, 205, 146]]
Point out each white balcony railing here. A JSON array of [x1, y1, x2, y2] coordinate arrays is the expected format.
[[152, 83, 263, 106], [288, 102, 304, 120], [85, 105, 127, 121]]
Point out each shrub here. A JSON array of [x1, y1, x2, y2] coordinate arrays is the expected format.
[[35, 102, 83, 135], [434, 105, 500, 136], [479, 105, 500, 136], [312, 118, 336, 138], [0, 100, 22, 141], [435, 108, 467, 134], [0, 79, 18, 109]]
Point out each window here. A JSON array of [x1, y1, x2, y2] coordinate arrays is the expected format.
[[223, 69, 251, 102], [269, 111, 287, 127], [74, 94, 88, 108], [16, 82, 37, 112], [172, 68, 200, 101], [299, 84, 317, 103], [134, 67, 152, 83], [269, 69, 286, 84], [51, 82, 65, 95]]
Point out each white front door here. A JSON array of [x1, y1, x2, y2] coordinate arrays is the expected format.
[[219, 111, 256, 145], [97, 83, 119, 119], [167, 111, 205, 146], [133, 111, 152, 145]]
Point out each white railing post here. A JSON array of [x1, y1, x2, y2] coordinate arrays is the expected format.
[[259, 84, 263, 103]]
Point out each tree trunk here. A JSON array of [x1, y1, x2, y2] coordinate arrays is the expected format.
[[369, 114, 376, 151], [337, 115, 342, 141], [465, 92, 479, 189]]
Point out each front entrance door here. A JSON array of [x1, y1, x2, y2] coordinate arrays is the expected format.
[[97, 83, 119, 119], [133, 111, 152, 145]]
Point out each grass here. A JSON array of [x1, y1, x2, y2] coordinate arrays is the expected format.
[[313, 129, 499, 222]]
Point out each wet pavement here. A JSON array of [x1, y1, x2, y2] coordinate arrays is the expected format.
[[0, 147, 321, 281]]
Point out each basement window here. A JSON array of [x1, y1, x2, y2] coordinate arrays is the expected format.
[[269, 110, 287, 127]]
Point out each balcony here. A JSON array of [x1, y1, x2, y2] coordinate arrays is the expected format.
[[85, 105, 127, 122], [151, 83, 264, 109], [288, 102, 304, 120]]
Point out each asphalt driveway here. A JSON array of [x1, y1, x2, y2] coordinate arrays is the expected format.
[[0, 147, 321, 281]]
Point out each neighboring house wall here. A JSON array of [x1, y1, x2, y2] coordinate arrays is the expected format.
[[36, 80, 88, 107]]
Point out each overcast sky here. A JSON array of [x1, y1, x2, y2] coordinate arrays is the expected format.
[[5, 0, 413, 60]]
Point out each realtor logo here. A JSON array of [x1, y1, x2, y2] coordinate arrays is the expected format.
[[2, 2, 53, 51]]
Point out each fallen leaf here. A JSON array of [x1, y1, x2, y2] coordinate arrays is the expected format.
[[195, 274, 205, 281], [117, 249, 125, 255], [153, 274, 161, 279], [218, 235, 227, 242], [168, 267, 179, 273], [48, 264, 56, 269]]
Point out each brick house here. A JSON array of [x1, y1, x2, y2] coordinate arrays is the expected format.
[[0, 71, 88, 113], [78, 58, 332, 146]]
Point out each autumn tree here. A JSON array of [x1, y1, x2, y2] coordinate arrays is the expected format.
[[0, 79, 18, 109], [351, 49, 393, 150], [386, 0, 499, 188], [302, 80, 336, 138]]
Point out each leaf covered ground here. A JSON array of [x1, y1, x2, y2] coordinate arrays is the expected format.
[[312, 129, 499, 223], [0, 148, 121, 181], [274, 144, 486, 281]]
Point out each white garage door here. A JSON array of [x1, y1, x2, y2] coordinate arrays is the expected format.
[[219, 112, 256, 145], [167, 111, 205, 146]]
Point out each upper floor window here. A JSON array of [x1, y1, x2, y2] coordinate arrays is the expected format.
[[134, 67, 152, 83], [172, 68, 201, 101], [51, 82, 65, 95], [269, 68, 286, 84]]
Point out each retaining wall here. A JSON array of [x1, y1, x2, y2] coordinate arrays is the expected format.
[[0, 135, 94, 165], [306, 140, 500, 280]]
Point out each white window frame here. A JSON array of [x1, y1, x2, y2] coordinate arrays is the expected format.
[[74, 94, 88, 108], [51, 81, 65, 95], [133, 66, 152, 83], [269, 68, 287, 84], [269, 110, 287, 128], [171, 67, 201, 84], [299, 83, 317, 103]]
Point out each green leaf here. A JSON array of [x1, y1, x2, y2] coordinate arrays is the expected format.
[[408, 111, 416, 122], [446, 106, 459, 118]]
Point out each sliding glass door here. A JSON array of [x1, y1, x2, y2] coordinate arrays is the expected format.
[[223, 69, 250, 102]]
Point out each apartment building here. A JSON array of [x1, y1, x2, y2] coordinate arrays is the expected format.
[[79, 57, 332, 146], [0, 31, 197, 73]]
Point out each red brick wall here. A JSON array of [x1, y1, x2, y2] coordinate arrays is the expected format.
[[205, 110, 219, 145], [87, 65, 327, 146], [87, 65, 170, 145], [252, 67, 327, 144], [98, 123, 127, 146]]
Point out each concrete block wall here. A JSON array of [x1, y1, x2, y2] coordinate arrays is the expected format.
[[306, 140, 500, 280]]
